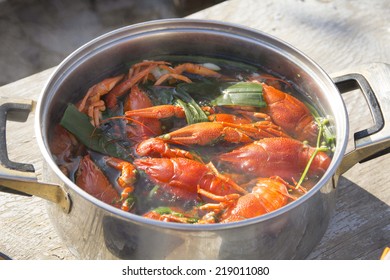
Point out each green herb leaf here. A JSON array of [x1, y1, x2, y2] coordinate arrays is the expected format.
[[150, 206, 199, 223], [60, 104, 131, 161], [152, 206, 177, 215], [143, 86, 176, 105], [174, 88, 209, 124], [147, 185, 160, 199], [211, 82, 266, 107], [176, 81, 221, 101], [146, 82, 209, 124], [175, 98, 207, 125]]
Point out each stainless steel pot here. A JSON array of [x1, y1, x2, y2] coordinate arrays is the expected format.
[[1, 19, 389, 259]]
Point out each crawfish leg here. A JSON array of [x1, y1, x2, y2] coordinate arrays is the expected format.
[[206, 162, 248, 195], [136, 138, 194, 159], [105, 157, 137, 190], [198, 186, 240, 202]]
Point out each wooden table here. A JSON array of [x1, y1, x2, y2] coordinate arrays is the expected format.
[[1, 0, 389, 260]]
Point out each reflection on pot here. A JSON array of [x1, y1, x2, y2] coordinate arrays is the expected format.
[[103, 216, 184, 259]]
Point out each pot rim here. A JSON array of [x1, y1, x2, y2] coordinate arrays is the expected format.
[[36, 18, 348, 231]]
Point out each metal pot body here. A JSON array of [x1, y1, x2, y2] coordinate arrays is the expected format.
[[36, 19, 348, 259]]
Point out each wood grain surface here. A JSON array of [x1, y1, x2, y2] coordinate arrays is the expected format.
[[1, 0, 389, 259]]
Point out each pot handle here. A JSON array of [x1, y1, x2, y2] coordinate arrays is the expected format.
[[331, 63, 390, 176], [0, 98, 71, 213]]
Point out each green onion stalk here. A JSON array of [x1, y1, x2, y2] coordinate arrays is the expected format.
[[295, 118, 331, 189]]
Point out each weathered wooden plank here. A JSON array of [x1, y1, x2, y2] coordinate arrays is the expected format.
[[0, 67, 75, 260]]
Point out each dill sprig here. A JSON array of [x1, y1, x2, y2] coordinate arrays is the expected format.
[[295, 118, 331, 189]]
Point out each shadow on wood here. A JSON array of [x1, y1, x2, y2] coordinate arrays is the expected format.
[[308, 176, 390, 260]]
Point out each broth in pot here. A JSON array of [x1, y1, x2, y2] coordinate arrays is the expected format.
[[50, 56, 334, 224]]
